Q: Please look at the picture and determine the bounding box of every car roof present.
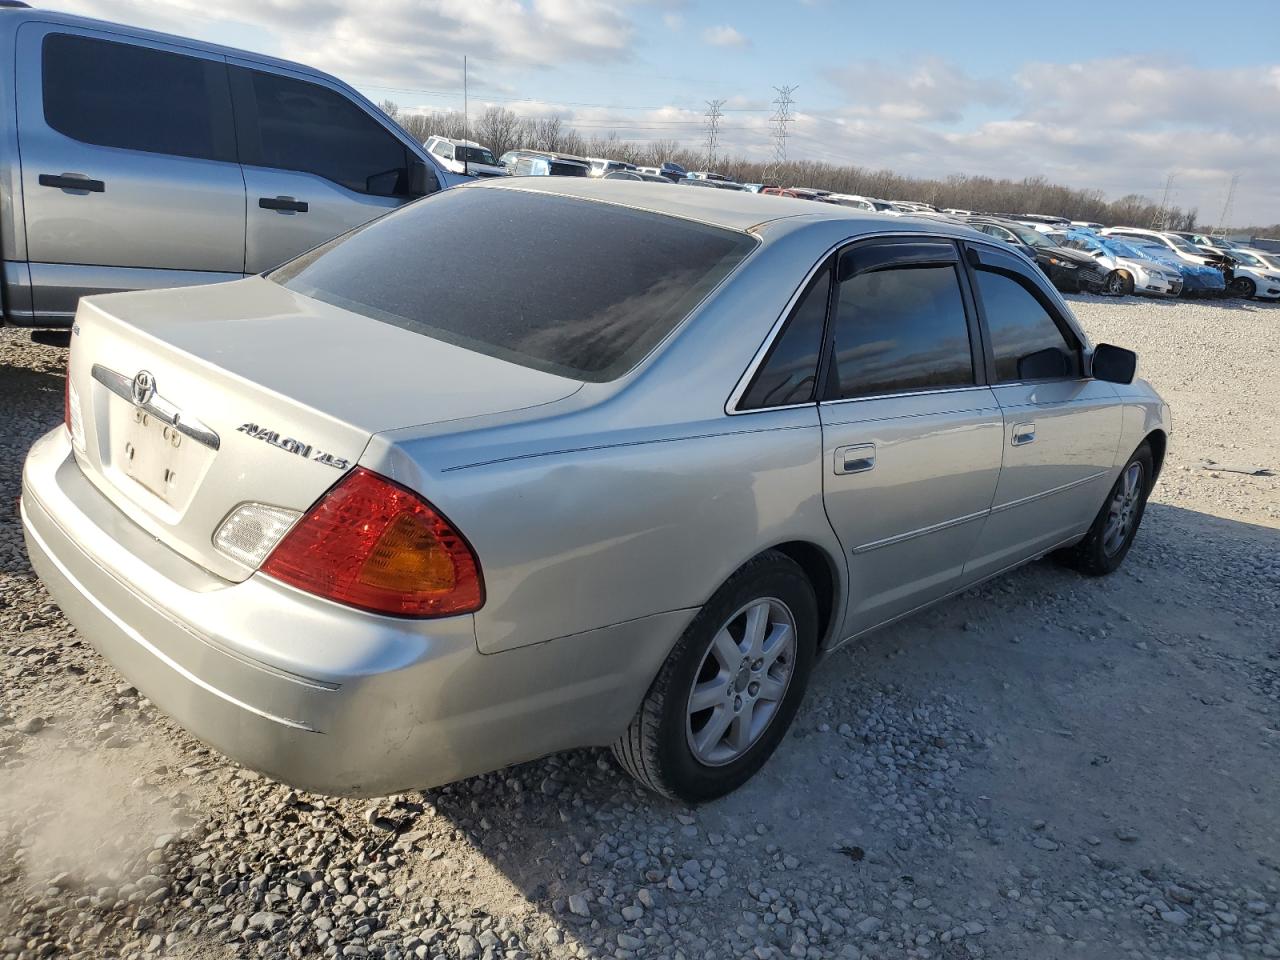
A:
[469,176,986,237]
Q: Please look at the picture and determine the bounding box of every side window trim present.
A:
[819,236,984,405]
[962,240,1084,383]
[736,260,836,411]
[226,59,424,195]
[37,28,238,164]
[727,232,1000,416]
[725,242,844,414]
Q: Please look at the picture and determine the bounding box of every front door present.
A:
[16,25,246,323]
[818,239,1004,636]
[962,243,1123,581]
[228,64,417,274]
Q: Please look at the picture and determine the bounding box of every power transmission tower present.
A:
[703,98,725,170]
[767,84,798,185]
[1153,173,1175,230]
[1213,174,1238,237]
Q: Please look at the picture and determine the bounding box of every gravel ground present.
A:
[1,295,1277,960]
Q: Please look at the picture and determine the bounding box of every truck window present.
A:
[42,33,235,162]
[232,68,412,197]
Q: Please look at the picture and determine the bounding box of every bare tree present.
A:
[473,106,522,159]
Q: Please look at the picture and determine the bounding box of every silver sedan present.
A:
[22,179,1170,802]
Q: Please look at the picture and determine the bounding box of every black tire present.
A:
[1231,277,1256,299]
[1105,270,1133,296]
[612,551,818,803]
[1057,442,1153,576]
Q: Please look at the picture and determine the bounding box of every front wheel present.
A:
[1057,442,1153,576]
[612,551,818,802]
[1105,270,1133,296]
[1230,277,1256,299]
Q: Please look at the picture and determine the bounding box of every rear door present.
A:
[818,238,1004,635]
[962,242,1122,581]
[15,25,246,323]
[229,64,423,274]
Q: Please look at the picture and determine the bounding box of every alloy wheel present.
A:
[685,598,797,767]
[1103,462,1144,556]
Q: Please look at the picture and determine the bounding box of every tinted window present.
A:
[42,34,234,162]
[740,267,831,409]
[272,189,755,381]
[236,69,409,196]
[549,160,589,177]
[975,269,1080,381]
[830,265,973,399]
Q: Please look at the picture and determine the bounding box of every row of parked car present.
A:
[960,217,1280,302]
[430,138,1279,305]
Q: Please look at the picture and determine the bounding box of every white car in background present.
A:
[587,158,637,177]
[424,137,508,178]
[1218,248,1280,299]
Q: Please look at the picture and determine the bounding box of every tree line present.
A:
[381,101,1201,231]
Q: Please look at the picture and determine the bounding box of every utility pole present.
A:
[1214,174,1238,237]
[767,84,797,185]
[703,98,725,171]
[1154,172,1175,230]
[462,55,469,142]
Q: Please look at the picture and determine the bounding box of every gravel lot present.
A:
[1,295,1277,960]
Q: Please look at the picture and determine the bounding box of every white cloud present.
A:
[811,55,1280,223]
[824,57,1009,123]
[662,12,683,30]
[1013,57,1280,134]
[47,0,643,89]
[702,24,749,49]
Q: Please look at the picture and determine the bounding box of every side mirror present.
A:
[408,159,440,197]
[1092,343,1137,384]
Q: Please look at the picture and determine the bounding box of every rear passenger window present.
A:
[235,70,410,196]
[975,270,1081,381]
[739,267,831,409]
[42,34,234,162]
[830,265,974,400]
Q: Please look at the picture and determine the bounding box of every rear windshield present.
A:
[271,187,755,381]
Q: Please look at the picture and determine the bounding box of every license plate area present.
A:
[102,398,216,514]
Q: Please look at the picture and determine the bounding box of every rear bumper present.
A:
[22,428,691,795]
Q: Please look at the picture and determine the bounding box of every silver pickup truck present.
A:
[0,3,463,327]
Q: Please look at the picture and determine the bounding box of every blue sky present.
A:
[52,0,1280,224]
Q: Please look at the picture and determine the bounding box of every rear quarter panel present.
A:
[364,216,864,654]
[408,408,831,654]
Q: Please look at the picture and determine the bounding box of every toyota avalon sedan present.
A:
[22,179,1170,802]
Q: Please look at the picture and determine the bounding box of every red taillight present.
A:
[261,468,483,618]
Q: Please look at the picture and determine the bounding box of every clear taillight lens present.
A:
[213,503,302,568]
[260,468,483,618]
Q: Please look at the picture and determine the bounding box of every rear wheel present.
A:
[1057,442,1153,576]
[612,551,817,802]
[1105,270,1133,296]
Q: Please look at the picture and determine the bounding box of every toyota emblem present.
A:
[131,370,156,407]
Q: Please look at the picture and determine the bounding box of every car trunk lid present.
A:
[66,277,581,583]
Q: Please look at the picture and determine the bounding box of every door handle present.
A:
[1011,422,1036,446]
[258,196,309,213]
[39,173,105,192]
[834,443,876,475]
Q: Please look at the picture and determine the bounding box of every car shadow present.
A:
[411,502,1279,956]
